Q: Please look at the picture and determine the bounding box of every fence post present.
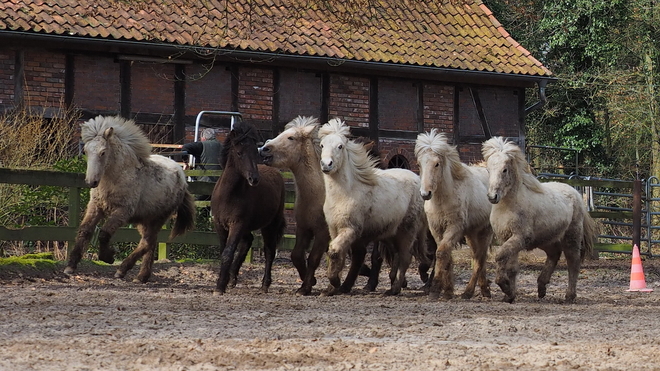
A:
[633,177,642,251]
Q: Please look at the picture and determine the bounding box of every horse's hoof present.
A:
[260,286,269,294]
[134,275,150,284]
[364,282,378,292]
[114,271,126,279]
[564,294,576,304]
[460,291,474,300]
[295,287,312,296]
[338,285,352,294]
[383,289,400,296]
[502,296,515,304]
[213,289,225,296]
[538,285,547,299]
[63,266,75,275]
[320,287,338,297]
[428,291,440,301]
[229,279,238,289]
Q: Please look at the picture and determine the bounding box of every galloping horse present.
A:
[258,116,330,295]
[319,118,427,296]
[415,129,493,300]
[482,137,597,303]
[211,120,286,295]
[64,116,196,282]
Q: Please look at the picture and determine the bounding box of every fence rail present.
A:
[0,168,294,260]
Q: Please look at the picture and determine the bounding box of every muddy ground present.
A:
[1,248,660,371]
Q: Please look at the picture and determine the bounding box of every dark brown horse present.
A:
[211,120,286,294]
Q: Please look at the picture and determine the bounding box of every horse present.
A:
[319,118,428,296]
[64,115,196,282]
[211,119,286,295]
[482,136,597,303]
[415,129,493,300]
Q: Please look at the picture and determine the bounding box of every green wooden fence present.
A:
[0,168,295,260]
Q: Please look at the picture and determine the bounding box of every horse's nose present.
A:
[320,160,333,173]
[421,190,432,201]
[247,175,260,186]
[259,145,270,155]
[487,193,499,204]
[87,180,99,188]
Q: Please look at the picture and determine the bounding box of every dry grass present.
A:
[0,103,81,258]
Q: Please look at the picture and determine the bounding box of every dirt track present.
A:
[1,248,660,371]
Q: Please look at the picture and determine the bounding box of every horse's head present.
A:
[482,137,520,204]
[318,118,351,174]
[259,116,320,168]
[223,121,261,186]
[83,127,114,188]
[415,129,464,201]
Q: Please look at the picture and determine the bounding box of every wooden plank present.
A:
[538,177,634,189]
[0,168,87,188]
[589,211,633,220]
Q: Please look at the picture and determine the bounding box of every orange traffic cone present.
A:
[627,244,653,292]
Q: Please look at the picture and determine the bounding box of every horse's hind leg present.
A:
[365,241,383,291]
[385,240,412,296]
[116,223,158,282]
[65,204,103,275]
[537,246,561,300]
[562,239,583,304]
[260,228,280,294]
[229,233,254,288]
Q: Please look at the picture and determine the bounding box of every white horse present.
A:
[482,137,597,303]
[319,118,427,296]
[258,116,330,295]
[415,129,493,300]
[65,116,196,282]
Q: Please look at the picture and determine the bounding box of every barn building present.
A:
[0,0,552,168]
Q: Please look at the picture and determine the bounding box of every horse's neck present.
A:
[324,167,357,198]
[103,147,141,183]
[219,163,248,193]
[290,152,325,203]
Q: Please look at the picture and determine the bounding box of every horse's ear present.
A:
[103,127,114,139]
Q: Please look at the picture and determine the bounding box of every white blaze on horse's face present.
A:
[486,153,513,204]
[83,130,112,188]
[319,134,345,174]
[418,152,441,201]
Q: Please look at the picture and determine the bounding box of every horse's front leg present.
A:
[560,235,583,304]
[215,227,243,295]
[321,229,356,296]
[229,233,254,288]
[429,225,462,300]
[132,222,164,283]
[65,204,104,275]
[96,208,131,266]
[290,229,313,295]
[297,228,329,296]
[494,235,525,303]
[339,242,367,294]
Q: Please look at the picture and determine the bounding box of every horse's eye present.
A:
[338,144,343,150]
[288,136,294,140]
[320,144,324,148]
[434,163,439,168]
[503,168,508,173]
[237,152,242,158]
[100,150,105,157]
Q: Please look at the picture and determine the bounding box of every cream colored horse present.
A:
[65,116,196,282]
[482,137,597,303]
[319,118,427,296]
[415,129,493,300]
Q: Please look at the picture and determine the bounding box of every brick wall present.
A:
[238,67,273,124]
[458,143,484,164]
[329,74,369,127]
[0,50,14,106]
[131,62,175,115]
[23,50,65,107]
[423,83,454,135]
[379,138,418,172]
[185,63,232,116]
[73,55,120,112]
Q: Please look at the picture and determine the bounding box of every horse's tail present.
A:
[581,212,598,261]
[170,191,196,240]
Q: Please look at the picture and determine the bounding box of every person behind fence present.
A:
[182,127,223,186]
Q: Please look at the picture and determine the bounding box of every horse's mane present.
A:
[285,116,322,159]
[320,118,379,185]
[81,116,152,160]
[482,136,543,193]
[220,120,260,168]
[415,129,466,180]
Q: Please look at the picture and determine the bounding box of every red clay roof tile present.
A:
[0,0,551,77]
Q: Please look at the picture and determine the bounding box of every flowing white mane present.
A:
[81,115,152,160]
[482,136,543,193]
[415,129,466,180]
[319,118,379,185]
